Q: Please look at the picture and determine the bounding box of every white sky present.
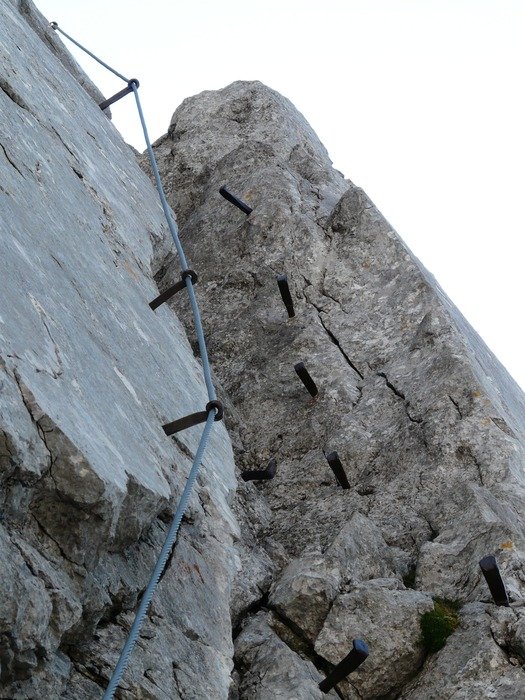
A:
[37,0,525,389]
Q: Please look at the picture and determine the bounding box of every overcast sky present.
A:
[37,0,525,389]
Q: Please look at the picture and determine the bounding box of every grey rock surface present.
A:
[234,612,339,699]
[1,1,238,697]
[7,0,108,109]
[401,603,525,699]
[315,580,433,697]
[3,0,525,696]
[269,552,341,641]
[146,79,525,697]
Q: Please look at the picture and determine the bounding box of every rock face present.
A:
[1,2,238,698]
[3,1,525,697]
[147,80,525,697]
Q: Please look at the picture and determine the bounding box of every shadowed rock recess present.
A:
[2,3,525,699]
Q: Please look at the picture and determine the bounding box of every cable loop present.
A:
[181,269,198,284]
[206,400,224,421]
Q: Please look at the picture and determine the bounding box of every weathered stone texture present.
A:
[1,1,238,697]
[6,0,108,109]
[3,0,525,695]
[148,79,525,697]
[233,612,339,699]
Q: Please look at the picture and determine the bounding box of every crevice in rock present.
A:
[0,429,15,461]
[10,538,45,587]
[318,314,364,381]
[30,511,79,569]
[0,142,25,178]
[40,316,64,379]
[11,370,54,466]
[97,601,128,630]
[70,661,109,691]
[320,269,347,312]
[377,372,423,425]
[144,667,162,690]
[50,254,64,269]
[403,564,418,589]
[268,607,347,699]
[172,662,185,699]
[50,126,78,162]
[196,489,212,520]
[9,311,63,379]
[0,77,33,114]
[490,416,516,439]
[232,592,270,640]
[172,436,195,462]
[378,372,405,401]
[300,276,365,391]
[448,395,463,419]
[420,513,439,542]
[320,287,346,313]
[386,647,431,700]
[489,626,511,660]
[456,445,484,486]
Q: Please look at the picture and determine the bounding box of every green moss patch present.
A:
[420,599,460,653]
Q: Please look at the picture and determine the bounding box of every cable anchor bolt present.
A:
[98,79,140,111]
[150,270,198,311]
[277,274,295,318]
[479,555,509,606]
[325,451,350,489]
[219,185,253,215]
[294,361,319,398]
[319,639,369,693]
[162,400,223,436]
[241,458,277,482]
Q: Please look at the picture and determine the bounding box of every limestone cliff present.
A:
[1,2,237,698]
[147,82,525,698]
[2,1,525,698]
